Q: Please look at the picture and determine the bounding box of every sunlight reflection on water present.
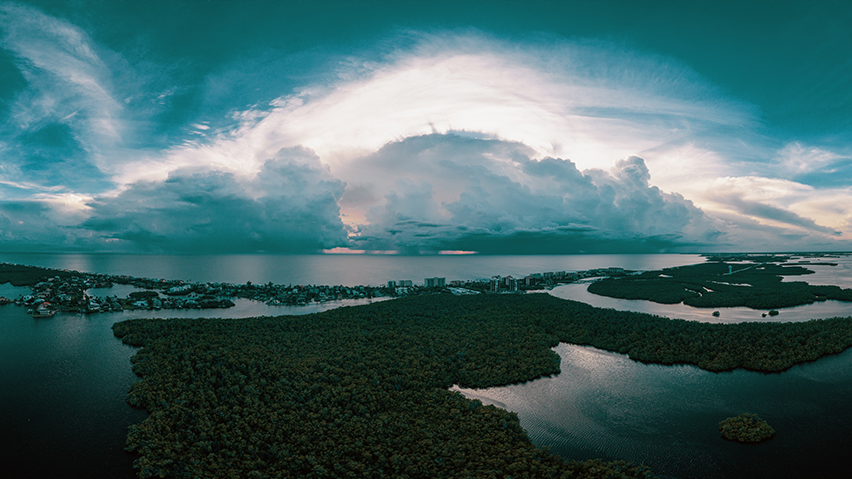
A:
[453,343,852,479]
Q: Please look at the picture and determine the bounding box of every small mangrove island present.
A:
[719,413,775,443]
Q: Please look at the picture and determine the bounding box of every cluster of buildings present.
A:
[479,268,627,293]
[127,290,235,310]
[425,277,446,288]
[227,282,385,306]
[11,274,238,314]
[4,263,630,317]
[15,275,122,314]
[6,267,396,316]
[387,277,447,295]
[386,267,627,296]
[525,268,624,286]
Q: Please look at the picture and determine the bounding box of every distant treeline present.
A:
[588,261,852,309]
[114,293,852,478]
[0,263,73,286]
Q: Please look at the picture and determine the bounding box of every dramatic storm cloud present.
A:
[78,148,347,253]
[1,1,850,253]
[346,135,721,253]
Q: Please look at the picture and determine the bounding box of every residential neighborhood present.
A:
[2,262,629,317]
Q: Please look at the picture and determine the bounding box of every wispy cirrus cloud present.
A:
[703,175,849,238]
[0,2,122,193]
[0,2,122,138]
[0,2,185,198]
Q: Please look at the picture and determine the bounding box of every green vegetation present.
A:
[129,291,160,300]
[719,413,775,443]
[0,263,73,286]
[588,261,852,309]
[114,294,852,477]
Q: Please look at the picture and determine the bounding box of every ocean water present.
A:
[1,253,851,478]
[0,252,704,286]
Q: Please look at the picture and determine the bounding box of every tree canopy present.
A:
[114,293,852,478]
[588,261,852,309]
[719,413,775,443]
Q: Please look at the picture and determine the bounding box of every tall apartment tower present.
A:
[424,277,446,288]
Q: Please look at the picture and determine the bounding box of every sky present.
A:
[0,0,850,254]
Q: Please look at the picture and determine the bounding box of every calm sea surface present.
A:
[0,252,704,285]
[1,253,851,478]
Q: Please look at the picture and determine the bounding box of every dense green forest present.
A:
[588,261,852,309]
[0,263,74,286]
[718,413,775,443]
[114,293,852,478]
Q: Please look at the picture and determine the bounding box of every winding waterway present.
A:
[549,253,852,323]
[451,253,852,478]
[549,281,852,323]
[453,343,852,479]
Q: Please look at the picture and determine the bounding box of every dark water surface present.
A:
[454,343,852,479]
[0,279,383,478]
[0,303,145,478]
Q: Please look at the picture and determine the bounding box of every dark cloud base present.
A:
[1,148,350,254]
[435,230,707,255]
[348,134,723,254]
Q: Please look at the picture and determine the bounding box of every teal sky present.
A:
[1,0,850,253]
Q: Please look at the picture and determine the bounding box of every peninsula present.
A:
[114,292,852,477]
[587,253,852,309]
